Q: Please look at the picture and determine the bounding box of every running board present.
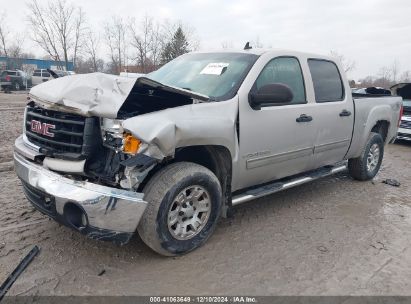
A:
[231,163,347,206]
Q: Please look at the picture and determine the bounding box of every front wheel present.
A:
[348,132,384,181]
[138,162,222,256]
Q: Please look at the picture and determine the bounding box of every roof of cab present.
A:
[191,48,336,62]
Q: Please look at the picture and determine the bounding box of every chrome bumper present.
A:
[14,136,148,244]
[397,126,411,141]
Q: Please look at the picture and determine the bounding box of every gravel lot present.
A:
[0,91,411,296]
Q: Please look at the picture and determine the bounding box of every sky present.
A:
[3,0,411,80]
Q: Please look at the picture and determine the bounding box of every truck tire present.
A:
[348,132,384,181]
[138,162,222,256]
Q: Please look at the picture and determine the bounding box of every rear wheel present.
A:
[138,162,222,256]
[348,132,384,181]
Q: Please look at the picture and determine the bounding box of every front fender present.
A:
[121,98,239,160]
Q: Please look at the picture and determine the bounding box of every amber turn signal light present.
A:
[123,133,141,154]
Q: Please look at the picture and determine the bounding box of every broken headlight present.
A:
[101,118,141,154]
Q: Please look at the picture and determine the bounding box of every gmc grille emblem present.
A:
[30,120,55,137]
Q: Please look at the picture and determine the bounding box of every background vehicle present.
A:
[392,83,411,141]
[0,70,32,91]
[32,69,74,86]
[14,49,402,256]
[31,69,52,85]
[119,72,145,78]
[56,70,76,77]
[352,87,391,95]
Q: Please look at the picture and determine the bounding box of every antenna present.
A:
[244,42,252,50]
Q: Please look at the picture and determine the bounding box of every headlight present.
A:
[101,118,141,154]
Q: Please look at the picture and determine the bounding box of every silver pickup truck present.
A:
[14,49,403,256]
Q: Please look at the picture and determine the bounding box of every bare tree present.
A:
[73,7,86,69]
[330,50,356,73]
[377,66,392,88]
[221,40,234,49]
[0,10,9,57]
[129,15,162,73]
[7,34,26,58]
[390,60,400,83]
[150,21,163,68]
[27,0,86,70]
[27,1,61,64]
[0,13,27,59]
[400,71,411,82]
[84,31,101,72]
[75,56,105,73]
[253,36,264,48]
[104,16,127,74]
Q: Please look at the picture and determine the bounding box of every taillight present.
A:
[398,104,403,127]
[5,75,10,82]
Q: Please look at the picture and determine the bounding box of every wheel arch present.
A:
[139,145,233,217]
[371,120,390,143]
[346,104,393,159]
[174,145,233,217]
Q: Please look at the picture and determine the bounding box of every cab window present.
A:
[308,59,344,102]
[255,57,306,105]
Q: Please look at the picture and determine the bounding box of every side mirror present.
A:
[249,83,294,109]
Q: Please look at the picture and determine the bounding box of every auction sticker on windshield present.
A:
[200,63,230,75]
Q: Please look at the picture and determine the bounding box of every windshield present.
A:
[148,52,258,100]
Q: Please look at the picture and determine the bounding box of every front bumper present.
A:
[397,128,411,141]
[14,136,148,245]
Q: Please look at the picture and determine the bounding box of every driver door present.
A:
[237,56,318,189]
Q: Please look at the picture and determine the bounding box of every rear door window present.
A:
[33,70,42,77]
[308,59,344,102]
[42,72,50,77]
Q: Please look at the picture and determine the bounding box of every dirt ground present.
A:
[0,91,411,296]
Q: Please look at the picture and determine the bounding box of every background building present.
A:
[0,56,74,75]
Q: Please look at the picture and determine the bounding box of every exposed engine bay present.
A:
[29,73,209,119]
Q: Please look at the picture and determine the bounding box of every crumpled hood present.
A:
[29,72,209,118]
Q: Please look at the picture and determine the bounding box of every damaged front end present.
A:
[26,73,211,189]
[16,55,242,243]
[98,116,158,190]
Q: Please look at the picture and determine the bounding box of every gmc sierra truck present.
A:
[14,49,403,256]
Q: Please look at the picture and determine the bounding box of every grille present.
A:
[22,181,57,217]
[25,104,99,159]
[400,120,411,129]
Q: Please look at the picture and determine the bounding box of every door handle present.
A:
[339,109,352,117]
[296,114,313,123]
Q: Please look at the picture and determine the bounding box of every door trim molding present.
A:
[246,146,313,169]
[314,139,350,154]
